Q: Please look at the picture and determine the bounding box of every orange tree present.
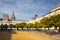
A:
[27,23,33,30]
[40,14,60,32]
[0,24,4,30]
[15,23,20,30]
[9,24,15,30]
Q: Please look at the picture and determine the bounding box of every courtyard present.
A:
[0,31,55,40]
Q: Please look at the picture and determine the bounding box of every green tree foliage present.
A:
[0,24,4,28]
[15,23,20,30]
[19,23,27,30]
[3,24,8,30]
[39,14,60,32]
[9,24,14,28]
[21,23,27,28]
[27,23,33,28]
[40,17,50,28]
[15,23,27,30]
[27,23,34,30]
[34,22,40,30]
[9,24,14,30]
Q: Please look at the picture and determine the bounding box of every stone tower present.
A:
[3,14,9,21]
[11,11,15,21]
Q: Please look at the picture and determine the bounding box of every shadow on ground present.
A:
[0,30,17,40]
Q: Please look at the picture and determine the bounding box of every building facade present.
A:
[11,11,15,21]
[32,4,60,24]
[0,11,29,25]
[0,4,60,25]
[3,14,9,21]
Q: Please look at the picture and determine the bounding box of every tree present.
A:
[0,24,4,30]
[34,22,41,31]
[49,14,60,32]
[3,24,8,30]
[40,14,60,32]
[53,14,60,32]
[39,16,55,32]
[15,23,27,30]
[27,23,33,30]
[9,24,14,30]
[20,23,27,30]
[15,24,20,30]
[40,17,49,31]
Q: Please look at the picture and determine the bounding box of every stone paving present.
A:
[38,32,60,40]
[51,34,60,40]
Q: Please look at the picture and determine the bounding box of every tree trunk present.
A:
[1,27,3,30]
[27,27,28,30]
[59,27,60,32]
[48,27,51,34]
[54,27,57,30]
[6,28,7,30]
[54,26,57,33]
[48,27,50,32]
[22,28,23,30]
[44,28,46,31]
[36,28,39,31]
[11,27,12,31]
[17,27,18,30]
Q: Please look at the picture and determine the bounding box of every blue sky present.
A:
[0,0,60,20]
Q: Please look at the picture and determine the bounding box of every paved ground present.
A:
[37,32,60,40]
[0,31,54,40]
[51,34,60,40]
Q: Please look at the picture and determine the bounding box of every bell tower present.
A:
[11,11,15,21]
[3,13,9,21]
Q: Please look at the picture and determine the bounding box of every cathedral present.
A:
[0,11,29,25]
[3,11,15,21]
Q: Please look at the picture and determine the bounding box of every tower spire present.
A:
[11,10,15,21]
[12,10,14,16]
